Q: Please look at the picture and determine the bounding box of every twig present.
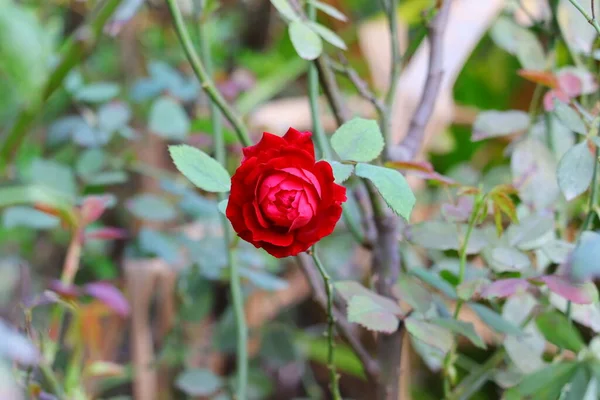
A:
[593,0,596,20]
[333,55,386,116]
[165,0,251,147]
[379,0,402,152]
[0,0,123,175]
[308,248,342,400]
[395,0,453,161]
[193,0,248,396]
[315,56,353,126]
[567,0,600,35]
[296,253,381,384]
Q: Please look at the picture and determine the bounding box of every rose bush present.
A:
[226,127,347,258]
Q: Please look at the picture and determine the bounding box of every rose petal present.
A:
[242,132,286,161]
[281,167,322,198]
[282,127,315,158]
[243,203,294,246]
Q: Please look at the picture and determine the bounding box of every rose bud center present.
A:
[258,168,321,231]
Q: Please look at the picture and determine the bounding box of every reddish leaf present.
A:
[85,227,128,241]
[80,195,112,225]
[518,70,558,88]
[48,280,80,299]
[543,89,570,112]
[557,71,583,98]
[441,196,474,223]
[385,160,456,185]
[536,275,598,304]
[84,282,130,317]
[481,278,531,299]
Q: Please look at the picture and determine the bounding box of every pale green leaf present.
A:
[557,141,596,201]
[3,206,59,229]
[330,117,384,162]
[175,368,222,396]
[553,99,587,134]
[405,317,453,353]
[288,21,322,60]
[307,22,347,50]
[169,144,231,193]
[269,0,300,21]
[472,110,529,141]
[355,163,415,220]
[128,193,176,222]
[328,160,354,183]
[149,96,190,139]
[74,82,120,103]
[309,0,347,21]
[430,318,486,349]
[347,295,399,333]
[468,303,523,336]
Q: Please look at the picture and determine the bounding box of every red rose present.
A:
[226,128,347,258]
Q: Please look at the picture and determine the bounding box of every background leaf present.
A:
[472,110,529,141]
[536,311,585,353]
[288,21,322,60]
[149,96,190,139]
[175,368,223,396]
[347,295,399,333]
[557,141,596,201]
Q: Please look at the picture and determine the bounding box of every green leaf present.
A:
[139,228,181,264]
[289,21,322,60]
[514,27,546,70]
[218,199,228,215]
[505,214,554,250]
[74,82,120,103]
[175,368,222,396]
[0,2,50,110]
[396,273,433,314]
[335,281,403,315]
[568,231,600,282]
[409,267,458,299]
[553,99,587,134]
[169,144,231,193]
[269,0,300,21]
[405,317,453,352]
[355,163,415,220]
[149,96,190,139]
[472,110,530,141]
[128,193,176,222]
[536,311,585,353]
[505,362,579,400]
[330,117,384,162]
[563,366,592,400]
[27,159,77,202]
[487,246,531,272]
[97,102,131,133]
[430,318,487,349]
[557,141,596,201]
[328,160,354,183]
[468,303,523,336]
[347,295,400,333]
[307,22,347,50]
[85,171,128,186]
[409,221,488,254]
[3,206,59,229]
[309,0,347,21]
[76,149,106,178]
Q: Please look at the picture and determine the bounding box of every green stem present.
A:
[165,0,251,147]
[193,1,248,397]
[567,0,600,36]
[40,361,65,399]
[0,0,123,175]
[444,194,485,396]
[310,248,342,400]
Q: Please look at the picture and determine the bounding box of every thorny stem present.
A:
[165,0,251,147]
[0,0,123,175]
[193,0,248,397]
[309,248,342,400]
